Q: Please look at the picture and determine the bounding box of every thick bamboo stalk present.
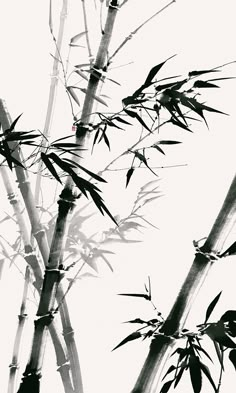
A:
[0,100,78,393]
[132,173,236,393]
[35,0,68,205]
[8,266,30,393]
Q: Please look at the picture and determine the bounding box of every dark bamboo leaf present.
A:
[193,80,219,89]
[213,341,224,370]
[193,345,213,362]
[89,190,117,225]
[189,355,202,393]
[8,113,23,132]
[174,365,186,388]
[6,133,40,142]
[114,116,132,125]
[152,144,165,155]
[200,362,217,392]
[123,318,147,324]
[228,321,236,337]
[0,147,25,169]
[41,153,62,183]
[204,291,222,323]
[74,63,90,68]
[118,293,150,300]
[160,379,174,393]
[144,55,176,87]
[220,241,236,257]
[229,349,236,370]
[126,167,135,188]
[48,152,73,174]
[63,159,107,183]
[205,321,236,348]
[51,134,74,144]
[188,69,219,77]
[158,140,182,145]
[112,331,142,351]
[207,77,236,82]
[103,131,110,150]
[162,365,176,381]
[170,118,193,132]
[155,79,187,92]
[51,142,82,149]
[220,310,236,322]
[2,141,14,170]
[124,109,150,132]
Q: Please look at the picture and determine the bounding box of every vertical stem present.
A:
[35,0,68,205]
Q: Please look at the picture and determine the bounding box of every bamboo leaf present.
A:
[70,31,86,44]
[63,159,107,183]
[51,142,83,149]
[144,55,176,87]
[205,321,236,348]
[220,310,236,322]
[112,331,142,351]
[114,116,132,125]
[174,365,186,387]
[8,113,23,132]
[189,355,202,393]
[229,349,236,370]
[67,86,80,107]
[200,362,217,392]
[124,109,150,131]
[152,144,165,155]
[213,341,224,370]
[162,365,176,381]
[160,379,174,393]
[220,241,236,257]
[204,291,222,323]
[193,345,213,362]
[170,118,193,132]
[118,293,150,300]
[126,167,135,188]
[41,153,62,183]
[78,87,108,106]
[188,69,219,77]
[123,318,147,324]
[193,80,219,89]
[157,140,182,145]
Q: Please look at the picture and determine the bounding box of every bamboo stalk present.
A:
[34,0,68,206]
[8,266,30,393]
[132,173,236,393]
[0,100,78,393]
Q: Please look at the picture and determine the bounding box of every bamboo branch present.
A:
[35,0,68,206]
[132,173,236,393]
[8,266,30,393]
[108,0,176,63]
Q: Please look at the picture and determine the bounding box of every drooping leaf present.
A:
[213,341,224,370]
[174,365,186,388]
[188,69,219,77]
[204,291,222,323]
[170,118,193,132]
[193,80,219,89]
[229,349,236,370]
[193,345,213,362]
[160,379,174,393]
[112,331,142,351]
[41,153,62,183]
[152,144,165,155]
[200,362,217,392]
[89,189,118,225]
[63,159,107,183]
[189,355,202,393]
[51,142,83,150]
[124,109,150,132]
[118,293,150,300]
[78,87,108,107]
[114,116,132,125]
[126,167,135,188]
[161,365,176,381]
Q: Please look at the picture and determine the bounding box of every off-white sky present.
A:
[0,1,236,392]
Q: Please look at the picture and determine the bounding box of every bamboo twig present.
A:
[108,0,176,63]
[34,0,68,206]
[132,173,236,393]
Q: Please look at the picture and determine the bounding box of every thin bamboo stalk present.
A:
[35,0,68,205]
[132,173,236,393]
[0,100,77,393]
[8,266,30,393]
